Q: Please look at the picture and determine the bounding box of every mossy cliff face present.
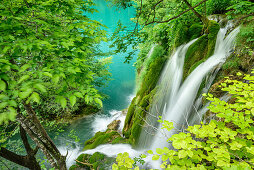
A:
[123,45,167,147]
[122,21,221,147]
[69,152,115,170]
[183,20,220,80]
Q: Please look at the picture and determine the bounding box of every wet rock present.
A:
[107,120,121,131]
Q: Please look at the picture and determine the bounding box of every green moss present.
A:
[183,21,220,79]
[137,45,165,90]
[174,26,189,47]
[222,56,240,71]
[111,136,128,144]
[129,119,143,146]
[89,152,105,163]
[207,20,220,57]
[188,24,203,40]
[188,58,206,75]
[84,131,122,150]
[69,165,79,170]
[140,95,150,108]
[184,34,208,79]
[123,97,136,131]
[123,50,167,146]
[80,104,100,115]
[72,152,115,170]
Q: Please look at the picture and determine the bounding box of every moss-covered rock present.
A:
[71,152,115,170]
[84,130,127,150]
[183,21,220,80]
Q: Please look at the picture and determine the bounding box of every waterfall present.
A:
[79,22,239,169]
[140,23,239,155]
[137,39,198,149]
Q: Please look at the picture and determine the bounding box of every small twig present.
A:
[229,152,254,167]
[75,159,93,167]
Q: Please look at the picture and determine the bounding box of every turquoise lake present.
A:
[55,0,137,163]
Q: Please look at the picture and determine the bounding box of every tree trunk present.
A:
[20,125,41,170]
[0,147,41,170]
[16,103,67,170]
[0,125,41,170]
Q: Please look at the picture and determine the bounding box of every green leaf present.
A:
[161,155,168,162]
[52,75,60,84]
[8,107,17,121]
[8,100,17,107]
[156,148,164,155]
[43,72,53,78]
[152,155,160,160]
[30,92,40,103]
[112,163,118,170]
[19,88,33,99]
[0,80,6,91]
[94,98,103,108]
[20,64,30,72]
[74,92,83,98]
[147,150,153,154]
[0,102,8,110]
[140,154,147,158]
[69,95,77,107]
[18,75,30,84]
[34,84,47,93]
[178,150,187,158]
[60,97,67,108]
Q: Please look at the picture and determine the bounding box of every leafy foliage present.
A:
[0,0,111,125]
[110,0,207,62]
[113,71,254,169]
[207,0,233,14]
[226,0,254,19]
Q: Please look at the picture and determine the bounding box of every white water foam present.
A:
[83,144,141,158]
[127,94,136,103]
[92,93,135,133]
[92,110,126,133]
[58,141,81,168]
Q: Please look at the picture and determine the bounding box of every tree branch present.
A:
[145,0,208,25]
[0,147,27,168]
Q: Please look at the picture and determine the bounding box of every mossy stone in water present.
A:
[84,131,125,150]
[71,152,115,170]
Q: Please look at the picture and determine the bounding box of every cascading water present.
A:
[81,22,239,169]
[146,23,239,157]
[137,39,198,149]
